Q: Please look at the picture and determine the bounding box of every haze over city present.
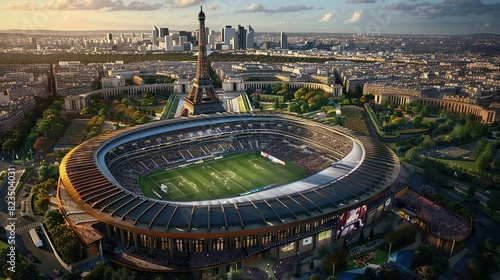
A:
[1,0,500,35]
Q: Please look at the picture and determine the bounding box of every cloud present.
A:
[345,10,362,23]
[346,0,376,3]
[108,1,164,11]
[387,0,500,19]
[5,1,39,9]
[238,3,265,13]
[237,3,314,13]
[207,4,217,10]
[318,11,336,22]
[166,0,198,9]
[274,5,314,13]
[4,0,164,11]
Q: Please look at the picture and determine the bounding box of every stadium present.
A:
[57,113,408,276]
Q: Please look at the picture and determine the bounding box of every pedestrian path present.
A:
[17,222,42,234]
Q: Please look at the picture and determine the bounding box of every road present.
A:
[0,162,66,279]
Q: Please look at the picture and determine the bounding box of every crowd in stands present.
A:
[103,120,354,195]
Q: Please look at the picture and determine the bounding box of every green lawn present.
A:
[139,151,310,201]
[434,158,477,170]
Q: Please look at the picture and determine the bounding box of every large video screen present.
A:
[335,205,367,239]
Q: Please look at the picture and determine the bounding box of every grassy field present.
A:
[434,158,477,170]
[138,151,310,201]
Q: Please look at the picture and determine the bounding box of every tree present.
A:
[121,98,130,106]
[84,262,108,280]
[61,270,82,280]
[273,98,280,109]
[412,244,436,268]
[467,186,476,197]
[435,174,449,188]
[309,274,320,280]
[35,119,50,137]
[13,262,43,280]
[37,163,59,181]
[472,138,488,158]
[265,84,272,94]
[33,136,51,153]
[476,151,491,171]
[417,265,440,280]
[476,143,496,171]
[487,191,500,212]
[422,135,436,150]
[46,209,65,230]
[364,267,377,280]
[423,166,438,181]
[33,189,50,213]
[405,147,421,165]
[484,238,496,252]
[467,258,483,274]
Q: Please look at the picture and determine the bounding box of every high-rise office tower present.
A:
[237,25,246,50]
[223,25,235,47]
[159,27,169,38]
[280,32,288,49]
[179,31,193,44]
[208,29,217,47]
[164,36,173,51]
[178,4,225,117]
[106,33,113,41]
[246,25,254,49]
[152,26,159,46]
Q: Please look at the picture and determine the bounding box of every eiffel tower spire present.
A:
[178,2,225,117]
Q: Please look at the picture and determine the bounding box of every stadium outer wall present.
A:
[57,113,408,276]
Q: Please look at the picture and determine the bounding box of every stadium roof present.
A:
[59,114,401,237]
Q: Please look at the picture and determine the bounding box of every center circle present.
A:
[214,171,236,180]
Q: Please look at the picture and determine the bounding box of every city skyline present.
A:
[1,0,499,35]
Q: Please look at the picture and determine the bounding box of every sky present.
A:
[1,0,499,35]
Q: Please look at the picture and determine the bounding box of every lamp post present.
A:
[387,241,392,262]
[330,260,335,276]
[449,239,456,259]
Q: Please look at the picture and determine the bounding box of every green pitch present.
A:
[138,151,310,201]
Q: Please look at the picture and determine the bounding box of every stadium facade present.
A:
[57,113,408,276]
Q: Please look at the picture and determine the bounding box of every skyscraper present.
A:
[106,33,112,41]
[237,25,246,50]
[281,32,288,49]
[159,27,169,38]
[246,25,254,49]
[223,25,235,48]
[152,26,159,46]
[178,4,225,117]
[164,36,173,51]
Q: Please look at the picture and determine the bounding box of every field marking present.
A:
[148,175,201,200]
[214,171,236,179]
[206,164,249,193]
[140,151,308,200]
[253,163,265,170]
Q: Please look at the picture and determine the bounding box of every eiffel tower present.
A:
[178,3,225,117]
